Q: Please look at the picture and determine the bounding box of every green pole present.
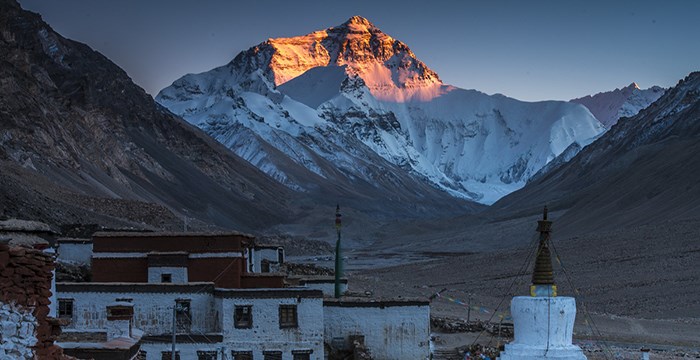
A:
[334,205,343,298]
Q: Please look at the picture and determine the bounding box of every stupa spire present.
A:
[530,206,557,297]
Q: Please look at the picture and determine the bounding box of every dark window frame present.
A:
[234,305,253,329]
[161,351,180,360]
[161,273,172,283]
[292,349,312,360]
[58,298,73,319]
[231,351,253,360]
[279,304,298,328]
[263,351,282,360]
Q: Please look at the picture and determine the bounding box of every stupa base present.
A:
[498,344,587,359]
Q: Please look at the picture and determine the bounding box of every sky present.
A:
[18,0,700,101]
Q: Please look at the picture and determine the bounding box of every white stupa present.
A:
[498,207,587,360]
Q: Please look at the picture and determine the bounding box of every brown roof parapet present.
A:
[323,297,429,308]
[214,288,323,299]
[57,282,216,294]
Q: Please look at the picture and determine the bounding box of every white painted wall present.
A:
[498,296,586,360]
[323,304,430,360]
[147,267,188,284]
[220,295,324,360]
[252,248,284,273]
[57,241,92,265]
[59,291,219,335]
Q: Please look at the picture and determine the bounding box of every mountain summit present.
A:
[230,16,443,102]
[158,17,604,204]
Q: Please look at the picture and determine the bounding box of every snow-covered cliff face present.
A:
[157,16,604,204]
[570,83,665,128]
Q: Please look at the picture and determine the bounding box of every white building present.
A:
[247,245,285,273]
[323,298,431,360]
[57,283,324,360]
[55,231,431,360]
[56,238,92,265]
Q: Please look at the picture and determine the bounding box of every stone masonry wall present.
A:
[0,243,69,359]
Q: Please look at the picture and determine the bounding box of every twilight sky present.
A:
[19,0,700,101]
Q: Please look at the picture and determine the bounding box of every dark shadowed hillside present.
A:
[0,0,296,231]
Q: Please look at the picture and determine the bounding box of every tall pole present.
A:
[467,294,472,324]
[171,303,177,360]
[334,204,343,298]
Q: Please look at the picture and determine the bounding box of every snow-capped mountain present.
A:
[571,82,665,128]
[157,16,604,204]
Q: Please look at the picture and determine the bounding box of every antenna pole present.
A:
[171,303,177,360]
[334,205,343,298]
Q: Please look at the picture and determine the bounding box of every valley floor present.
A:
[318,215,700,357]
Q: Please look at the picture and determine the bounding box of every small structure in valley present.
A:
[498,207,587,360]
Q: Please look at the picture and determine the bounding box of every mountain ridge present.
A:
[491,71,700,236]
[571,82,665,127]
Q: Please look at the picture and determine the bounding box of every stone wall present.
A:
[0,243,69,359]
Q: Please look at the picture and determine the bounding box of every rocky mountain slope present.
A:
[491,72,700,237]
[157,16,605,205]
[571,82,665,128]
[0,0,299,231]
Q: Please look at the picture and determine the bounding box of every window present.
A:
[231,351,253,360]
[292,350,312,360]
[161,351,180,360]
[234,305,253,328]
[263,351,282,360]
[197,350,218,360]
[175,299,191,333]
[58,299,73,320]
[277,248,284,264]
[278,304,297,328]
[161,273,172,283]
